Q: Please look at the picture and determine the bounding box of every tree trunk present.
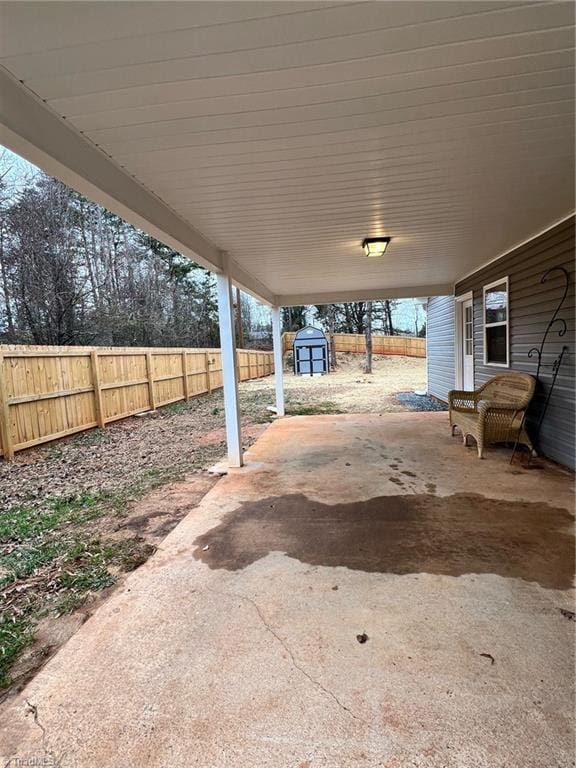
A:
[79,202,100,314]
[384,300,394,336]
[0,231,15,340]
[235,287,245,348]
[364,301,373,374]
[328,308,337,370]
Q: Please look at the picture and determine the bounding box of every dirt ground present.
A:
[0,354,426,508]
[264,352,427,414]
[0,353,426,696]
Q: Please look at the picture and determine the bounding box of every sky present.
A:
[1,145,425,333]
[0,146,38,190]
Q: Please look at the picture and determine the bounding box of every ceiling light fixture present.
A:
[362,237,391,258]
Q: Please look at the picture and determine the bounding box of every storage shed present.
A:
[293,327,329,376]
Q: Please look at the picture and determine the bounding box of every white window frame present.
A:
[454,291,474,389]
[483,276,509,367]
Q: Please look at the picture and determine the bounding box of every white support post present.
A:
[272,306,285,417]
[217,271,243,468]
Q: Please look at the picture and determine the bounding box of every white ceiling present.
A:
[0,1,574,304]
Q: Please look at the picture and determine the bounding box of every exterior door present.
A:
[310,345,327,374]
[296,344,327,375]
[296,345,312,375]
[462,298,474,390]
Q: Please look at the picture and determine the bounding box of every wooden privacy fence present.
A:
[0,345,274,459]
[282,332,425,358]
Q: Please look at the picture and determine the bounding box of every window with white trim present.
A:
[464,303,473,356]
[483,277,509,366]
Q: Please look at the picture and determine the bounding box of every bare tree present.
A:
[235,287,245,348]
[383,300,395,335]
[341,302,366,334]
[0,163,228,348]
[364,301,373,373]
[281,306,307,331]
[313,304,339,369]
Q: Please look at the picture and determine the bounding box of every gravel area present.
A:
[394,392,448,412]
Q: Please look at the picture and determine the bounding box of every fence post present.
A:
[145,352,156,410]
[182,350,190,400]
[90,350,105,428]
[204,352,212,393]
[0,355,13,460]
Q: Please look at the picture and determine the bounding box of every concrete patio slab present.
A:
[1,413,574,768]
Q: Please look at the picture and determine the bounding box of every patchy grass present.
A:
[0,387,269,694]
[1,541,64,583]
[57,564,115,592]
[0,486,160,693]
[237,388,277,424]
[69,428,109,448]
[0,491,108,544]
[163,402,191,415]
[48,591,89,618]
[112,538,156,571]
[286,401,343,416]
[0,615,33,689]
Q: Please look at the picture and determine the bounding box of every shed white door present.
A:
[461,298,474,390]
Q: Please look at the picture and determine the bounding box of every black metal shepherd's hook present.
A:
[511,266,570,464]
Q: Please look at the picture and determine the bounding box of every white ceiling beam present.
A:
[225,256,276,307]
[0,66,223,273]
[278,284,455,307]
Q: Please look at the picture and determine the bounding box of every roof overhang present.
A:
[1,1,574,307]
[0,66,277,305]
[278,284,454,307]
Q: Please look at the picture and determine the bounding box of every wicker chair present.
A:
[448,373,536,458]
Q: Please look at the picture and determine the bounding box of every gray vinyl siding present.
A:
[426,295,455,402]
[455,216,575,469]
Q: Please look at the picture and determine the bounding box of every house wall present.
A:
[455,216,575,469]
[426,295,455,402]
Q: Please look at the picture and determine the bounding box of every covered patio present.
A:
[0,3,574,765]
[2,413,573,766]
[1,0,574,469]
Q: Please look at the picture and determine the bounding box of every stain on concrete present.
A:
[193,493,574,590]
